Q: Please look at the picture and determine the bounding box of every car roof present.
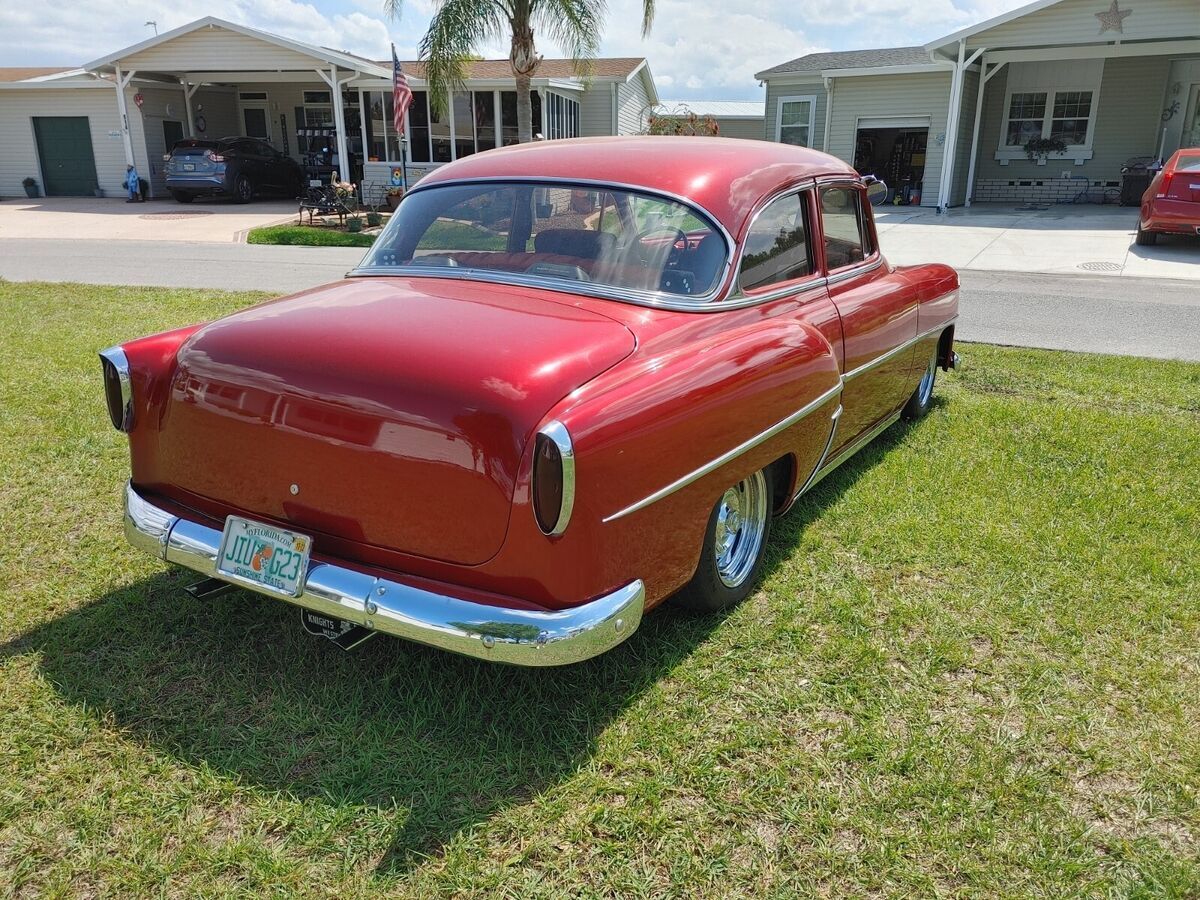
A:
[416,136,859,236]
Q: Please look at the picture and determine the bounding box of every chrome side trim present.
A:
[536,420,575,537]
[803,409,903,495]
[826,255,883,285]
[99,345,133,432]
[603,381,843,523]
[843,314,958,382]
[122,482,644,667]
[791,404,842,505]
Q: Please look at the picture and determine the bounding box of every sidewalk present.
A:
[0,196,296,243]
[876,203,1199,280]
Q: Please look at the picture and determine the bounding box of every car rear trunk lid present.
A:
[145,277,636,566]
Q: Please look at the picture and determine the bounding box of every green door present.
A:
[33,117,98,196]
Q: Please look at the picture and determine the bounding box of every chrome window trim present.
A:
[99,345,133,432]
[843,312,958,382]
[726,180,818,300]
[603,381,843,523]
[816,178,884,282]
[348,175,737,311]
[536,419,575,537]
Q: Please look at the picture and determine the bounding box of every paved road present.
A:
[2,239,1198,361]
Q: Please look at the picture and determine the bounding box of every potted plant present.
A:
[346,215,363,233]
[385,187,404,211]
[1024,137,1068,165]
[366,211,382,227]
[22,177,39,199]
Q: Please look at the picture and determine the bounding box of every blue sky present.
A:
[1,0,1031,99]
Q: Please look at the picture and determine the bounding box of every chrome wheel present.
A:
[713,470,769,589]
[917,350,937,407]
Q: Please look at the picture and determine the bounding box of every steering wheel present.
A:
[636,226,688,268]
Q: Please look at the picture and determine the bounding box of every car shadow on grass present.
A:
[3,415,916,878]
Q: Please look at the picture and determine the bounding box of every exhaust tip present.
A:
[950,351,962,371]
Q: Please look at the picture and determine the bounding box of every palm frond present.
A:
[382,0,403,20]
[420,0,508,115]
[532,0,605,76]
[640,0,654,36]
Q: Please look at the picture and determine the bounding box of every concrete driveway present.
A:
[0,196,296,243]
[877,203,1199,280]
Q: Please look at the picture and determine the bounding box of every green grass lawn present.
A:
[2,281,1199,896]
[247,225,377,248]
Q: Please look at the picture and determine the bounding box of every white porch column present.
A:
[937,41,984,212]
[180,77,201,138]
[330,67,350,182]
[113,63,137,167]
[822,77,835,153]
[964,57,1002,207]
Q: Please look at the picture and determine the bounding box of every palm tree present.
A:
[384,0,655,144]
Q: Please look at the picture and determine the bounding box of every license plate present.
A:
[183,163,195,171]
[216,516,311,598]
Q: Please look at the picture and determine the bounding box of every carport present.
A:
[79,17,389,197]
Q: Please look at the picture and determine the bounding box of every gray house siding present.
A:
[763,79,826,149]
[963,0,1197,49]
[714,117,766,140]
[577,85,612,137]
[969,56,1170,202]
[616,72,652,134]
[950,68,979,206]
[825,71,952,206]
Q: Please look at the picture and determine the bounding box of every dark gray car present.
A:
[165,137,304,203]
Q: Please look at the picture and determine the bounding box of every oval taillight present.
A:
[99,346,133,432]
[532,422,574,536]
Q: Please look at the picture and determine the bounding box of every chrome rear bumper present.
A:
[123,482,644,665]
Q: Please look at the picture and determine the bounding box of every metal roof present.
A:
[656,99,764,119]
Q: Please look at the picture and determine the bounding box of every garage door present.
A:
[857,116,931,130]
[33,117,99,196]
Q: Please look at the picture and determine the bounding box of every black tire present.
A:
[233,175,254,204]
[1135,226,1157,246]
[673,467,774,614]
[903,344,938,420]
[171,191,194,203]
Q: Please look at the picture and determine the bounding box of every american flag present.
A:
[392,45,412,138]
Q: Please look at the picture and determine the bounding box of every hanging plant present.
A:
[1024,137,1068,163]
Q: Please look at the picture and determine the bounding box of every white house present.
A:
[0,17,659,199]
[756,0,1200,208]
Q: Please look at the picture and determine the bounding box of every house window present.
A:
[776,95,816,147]
[1004,92,1047,146]
[303,90,331,104]
[544,91,579,140]
[1050,91,1092,144]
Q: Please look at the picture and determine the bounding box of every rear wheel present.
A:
[673,468,773,614]
[903,345,938,420]
[171,191,194,203]
[1135,225,1157,246]
[233,175,254,204]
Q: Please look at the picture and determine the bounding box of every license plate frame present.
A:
[216,516,312,599]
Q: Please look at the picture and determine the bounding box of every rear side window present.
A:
[739,192,811,292]
[819,185,873,270]
[1176,154,1200,173]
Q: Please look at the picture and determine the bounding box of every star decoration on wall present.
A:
[1095,0,1131,34]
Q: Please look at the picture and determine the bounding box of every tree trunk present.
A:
[515,74,533,143]
[509,16,538,143]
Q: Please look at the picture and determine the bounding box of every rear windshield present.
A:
[1176,154,1200,173]
[357,181,728,299]
[171,140,220,155]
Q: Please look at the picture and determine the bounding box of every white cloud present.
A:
[0,0,1050,96]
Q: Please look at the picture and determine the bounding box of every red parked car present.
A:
[101,137,959,665]
[1137,148,1200,245]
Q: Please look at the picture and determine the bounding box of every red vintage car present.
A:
[102,137,959,665]
[1137,148,1200,245]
